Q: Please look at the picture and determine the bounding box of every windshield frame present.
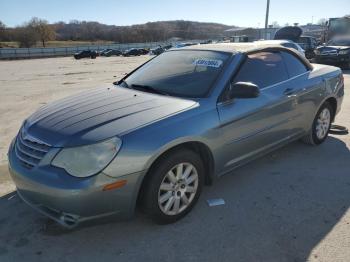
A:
[117,49,234,99]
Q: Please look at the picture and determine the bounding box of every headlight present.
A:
[314,50,321,55]
[52,137,122,177]
[339,49,350,55]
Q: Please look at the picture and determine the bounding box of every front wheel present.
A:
[302,102,333,145]
[141,149,204,224]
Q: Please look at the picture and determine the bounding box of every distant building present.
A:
[224,24,326,42]
[300,24,325,39]
[224,27,279,41]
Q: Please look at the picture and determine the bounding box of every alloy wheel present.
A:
[158,163,198,216]
[316,107,331,140]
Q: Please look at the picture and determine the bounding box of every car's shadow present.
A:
[0,136,349,261]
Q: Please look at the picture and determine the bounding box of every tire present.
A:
[302,102,334,145]
[141,149,204,224]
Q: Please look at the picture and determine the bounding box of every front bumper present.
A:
[8,141,146,228]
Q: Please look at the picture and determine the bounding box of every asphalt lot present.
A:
[0,56,349,262]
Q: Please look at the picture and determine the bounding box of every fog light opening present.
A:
[60,214,79,228]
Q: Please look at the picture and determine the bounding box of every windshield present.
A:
[327,38,350,46]
[122,50,230,97]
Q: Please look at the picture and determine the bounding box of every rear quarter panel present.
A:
[297,64,343,132]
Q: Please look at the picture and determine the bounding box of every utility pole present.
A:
[265,0,270,29]
[265,0,270,39]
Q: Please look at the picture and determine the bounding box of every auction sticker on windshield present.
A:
[193,59,223,68]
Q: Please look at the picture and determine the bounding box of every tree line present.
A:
[0,18,231,48]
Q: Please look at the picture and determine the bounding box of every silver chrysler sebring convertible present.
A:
[8,43,344,227]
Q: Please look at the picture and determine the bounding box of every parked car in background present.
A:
[8,43,344,228]
[315,36,350,69]
[254,40,306,57]
[273,26,318,58]
[123,48,142,56]
[99,49,112,56]
[74,50,98,59]
[137,48,149,55]
[104,49,122,57]
[175,42,198,48]
[297,36,319,60]
[163,44,173,50]
[200,40,213,44]
[150,46,165,56]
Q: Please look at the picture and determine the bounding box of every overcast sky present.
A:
[1,0,349,27]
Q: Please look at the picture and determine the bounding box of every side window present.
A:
[281,51,309,78]
[233,52,289,89]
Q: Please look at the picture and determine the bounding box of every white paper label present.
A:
[193,59,223,68]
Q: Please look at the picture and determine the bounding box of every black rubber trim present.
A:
[329,124,349,135]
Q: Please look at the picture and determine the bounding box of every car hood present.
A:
[23,86,198,147]
[317,45,350,51]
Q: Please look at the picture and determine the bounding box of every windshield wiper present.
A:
[130,84,169,96]
[114,79,129,88]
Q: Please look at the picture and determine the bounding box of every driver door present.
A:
[216,51,298,174]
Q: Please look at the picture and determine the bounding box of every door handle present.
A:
[283,88,295,96]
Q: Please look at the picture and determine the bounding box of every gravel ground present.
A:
[0,56,349,262]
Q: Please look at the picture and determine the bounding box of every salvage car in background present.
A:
[297,36,319,60]
[9,43,344,228]
[99,49,112,56]
[74,50,98,59]
[150,46,165,56]
[104,49,122,57]
[163,44,173,50]
[175,42,198,48]
[138,48,149,55]
[123,48,142,56]
[315,36,350,69]
[273,26,320,58]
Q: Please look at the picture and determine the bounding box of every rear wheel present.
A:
[141,149,204,224]
[302,102,333,145]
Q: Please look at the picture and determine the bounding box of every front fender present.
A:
[103,105,221,178]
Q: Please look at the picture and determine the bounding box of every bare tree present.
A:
[317,18,327,26]
[28,17,55,47]
[0,21,6,41]
[8,19,233,46]
[15,26,37,47]
[271,21,281,28]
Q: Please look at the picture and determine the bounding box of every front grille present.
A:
[14,132,51,169]
[321,50,338,56]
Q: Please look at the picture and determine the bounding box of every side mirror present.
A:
[228,82,260,99]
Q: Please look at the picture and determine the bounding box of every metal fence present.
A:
[0,40,204,59]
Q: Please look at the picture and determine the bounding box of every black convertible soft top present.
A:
[180,43,313,70]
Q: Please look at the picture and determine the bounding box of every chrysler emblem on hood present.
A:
[21,128,52,147]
